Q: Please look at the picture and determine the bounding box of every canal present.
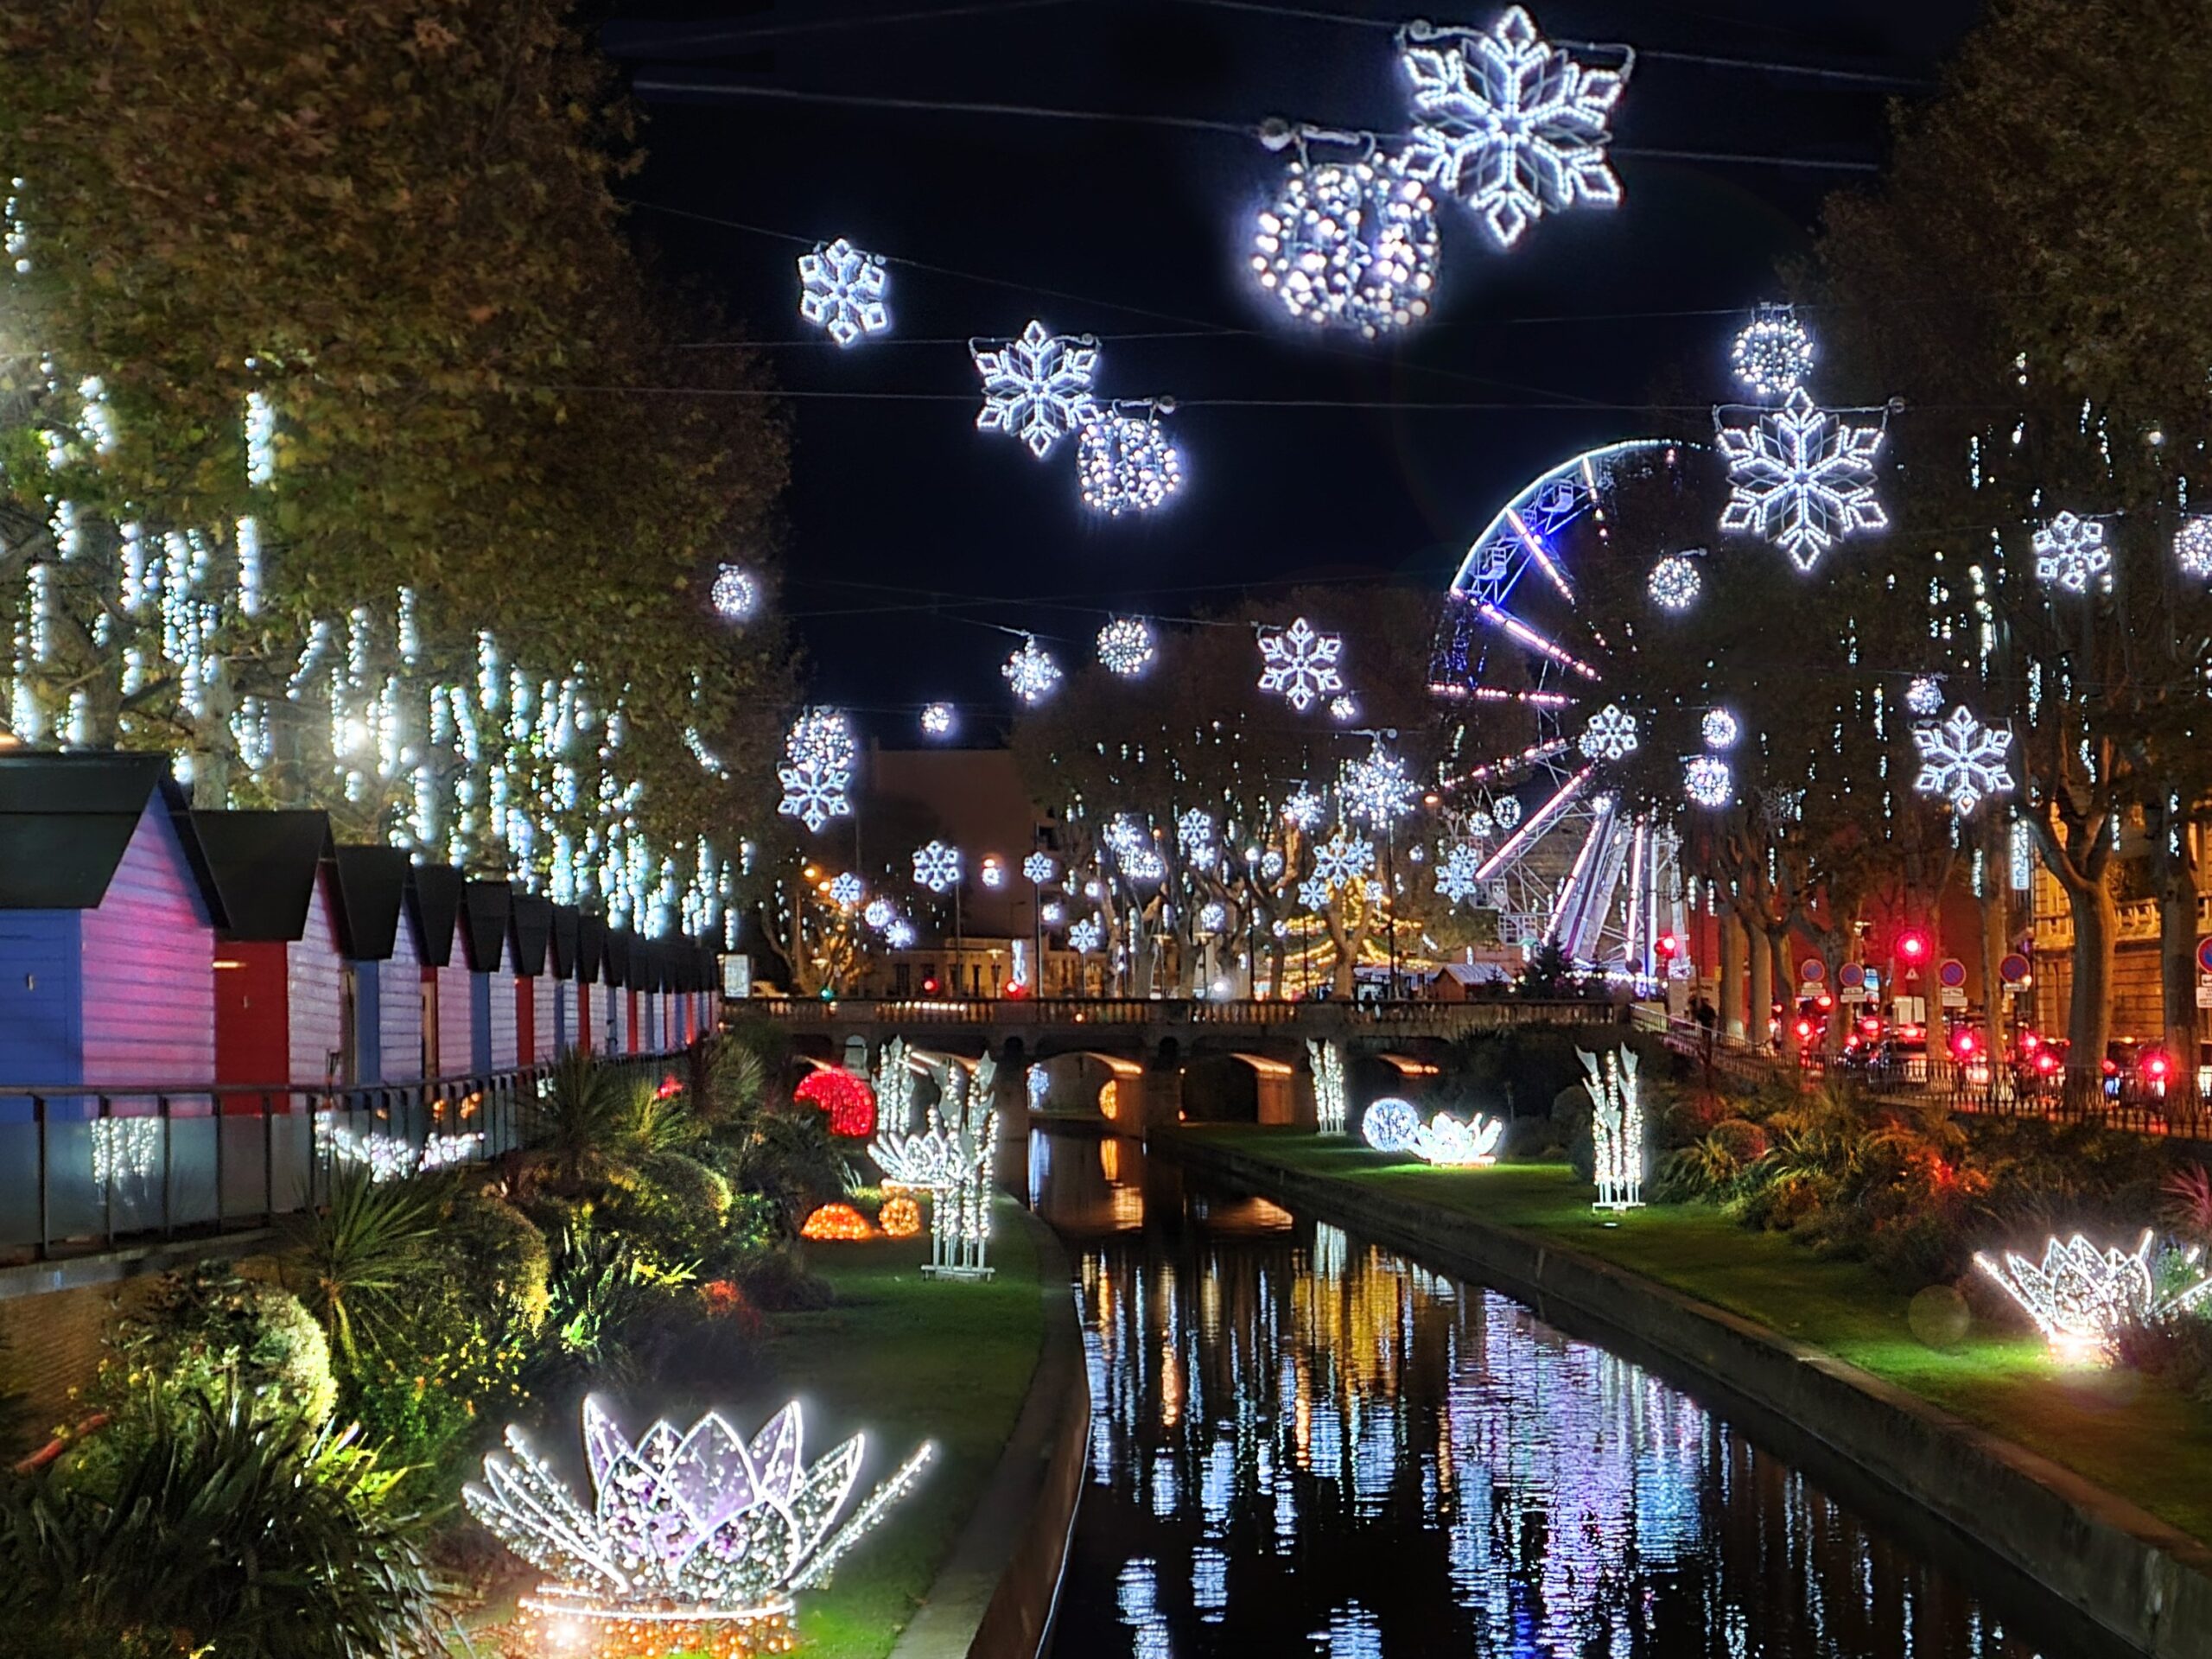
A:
[1027,1127,2097,1659]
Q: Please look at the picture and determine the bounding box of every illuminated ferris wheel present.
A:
[1427,440,1693,973]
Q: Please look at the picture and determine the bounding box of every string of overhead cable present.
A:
[607,0,1086,52]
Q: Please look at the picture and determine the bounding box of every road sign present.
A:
[1937,957,1967,989]
[1941,987,1967,1008]
[1799,957,1826,983]
[1999,952,2031,986]
[1838,963,1866,990]
[1840,987,1868,1003]
[2196,936,2212,976]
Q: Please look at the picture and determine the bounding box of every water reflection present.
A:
[1037,1130,2062,1659]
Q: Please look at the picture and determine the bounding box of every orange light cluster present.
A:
[878,1195,923,1238]
[513,1608,794,1659]
[799,1203,874,1241]
[795,1069,878,1138]
[1097,1080,1120,1121]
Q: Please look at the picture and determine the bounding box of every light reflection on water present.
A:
[1033,1130,2064,1659]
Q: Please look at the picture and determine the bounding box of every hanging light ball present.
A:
[1251,149,1440,340]
[1730,306,1816,400]
[710,563,759,620]
[1684,755,1732,808]
[1078,410,1183,516]
[1096,617,1157,677]
[1904,676,1945,718]
[1492,795,1522,830]
[1701,709,1739,750]
[1648,553,1702,612]
[919,702,956,738]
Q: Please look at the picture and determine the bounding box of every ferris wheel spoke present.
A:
[1474,602,1602,682]
[1505,507,1577,605]
[1474,767,1593,881]
[1445,738,1573,790]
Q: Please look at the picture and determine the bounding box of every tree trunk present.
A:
[1746,925,1773,1054]
[1980,882,2008,1096]
[1770,931,1799,1066]
[2065,876,2117,1104]
[1719,911,1745,1040]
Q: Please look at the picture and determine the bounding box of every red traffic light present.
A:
[1950,1028,1980,1058]
[921,976,941,995]
[1897,929,1929,963]
[2145,1051,2172,1081]
[1655,931,1681,959]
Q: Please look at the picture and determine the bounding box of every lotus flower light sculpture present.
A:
[869,1052,999,1279]
[1578,1046,1644,1210]
[1974,1230,2212,1365]
[1409,1111,1503,1167]
[465,1396,932,1658]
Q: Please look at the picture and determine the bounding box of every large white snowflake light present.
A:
[1096,617,1156,677]
[778,761,852,835]
[1311,830,1375,889]
[1729,305,1815,400]
[827,873,865,909]
[1250,149,1440,337]
[1974,1230,2212,1366]
[1068,917,1103,953]
[1021,852,1057,884]
[465,1396,931,1659]
[912,841,962,893]
[1002,635,1062,703]
[1340,742,1419,826]
[1434,841,1484,905]
[972,320,1099,459]
[2177,516,2212,580]
[711,563,760,620]
[1177,809,1215,857]
[1912,704,2014,817]
[1396,10,1630,251]
[1647,552,1701,612]
[1281,788,1325,831]
[1256,617,1344,711]
[2031,511,2111,594]
[798,238,891,347]
[1078,406,1183,515]
[1683,755,1732,809]
[1578,702,1637,761]
[1717,389,1887,572]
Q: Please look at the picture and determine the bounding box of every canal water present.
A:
[1028,1128,2090,1659]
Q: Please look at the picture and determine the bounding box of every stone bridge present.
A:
[735,995,1640,1135]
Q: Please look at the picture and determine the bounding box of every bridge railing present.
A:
[0,1050,691,1267]
[741,995,1638,1030]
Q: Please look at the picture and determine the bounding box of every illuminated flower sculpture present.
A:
[1578,1046,1643,1210]
[1409,1111,1503,1167]
[870,1055,1001,1280]
[464,1396,933,1659]
[1974,1230,2212,1366]
[795,1068,877,1139]
[1307,1039,1348,1135]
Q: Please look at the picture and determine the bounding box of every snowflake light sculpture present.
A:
[1261,849,1286,878]
[1912,705,2014,817]
[1700,709,1738,750]
[1306,1039,1349,1134]
[1120,845,1166,884]
[1717,390,1888,572]
[863,898,897,931]
[1068,917,1103,953]
[1002,635,1061,703]
[1409,1111,1503,1167]
[1361,1096,1421,1154]
[1974,1230,2212,1366]
[1040,901,1065,925]
[1311,830,1375,889]
[871,1057,1001,1279]
[1396,9,1630,251]
[1647,552,1701,612]
[1096,617,1156,677]
[912,841,962,893]
[778,762,852,835]
[1578,1046,1643,1210]
[1329,693,1359,721]
[828,873,865,909]
[1491,794,1522,830]
[1078,406,1183,516]
[1256,617,1345,711]
[920,702,956,738]
[798,238,891,347]
[1198,901,1228,932]
[2031,511,2111,594]
[465,1396,932,1659]
[2177,516,2212,580]
[1683,755,1732,809]
[1435,841,1485,905]
[971,320,1099,459]
[1297,874,1332,912]
[711,564,759,620]
[885,919,917,948]
[1177,809,1215,857]
[1904,676,1944,718]
[1578,702,1637,761]
[1340,742,1419,826]
[1729,305,1815,400]
[1250,147,1440,337]
[1103,817,1147,859]
[1022,852,1057,884]
[1282,788,1326,831]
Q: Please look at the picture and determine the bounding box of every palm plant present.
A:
[525,1049,649,1193]
[0,1389,448,1659]
[280,1167,443,1365]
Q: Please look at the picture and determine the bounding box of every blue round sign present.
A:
[2197,936,2212,976]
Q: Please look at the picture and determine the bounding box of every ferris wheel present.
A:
[1427,440,1693,974]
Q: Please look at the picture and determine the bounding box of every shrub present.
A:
[106,1265,337,1427]
[280,1167,444,1366]
[443,1189,552,1338]
[733,1245,836,1313]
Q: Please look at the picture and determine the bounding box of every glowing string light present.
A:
[1361,1096,1420,1153]
[1578,1046,1643,1210]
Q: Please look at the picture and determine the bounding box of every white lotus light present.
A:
[1361,1096,1421,1153]
[1974,1230,2212,1366]
[870,1058,1001,1278]
[1409,1111,1503,1166]
[465,1396,932,1659]
[1579,1046,1643,1210]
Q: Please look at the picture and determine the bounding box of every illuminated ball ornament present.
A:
[1361,1096,1421,1154]
[1250,145,1440,339]
[1729,305,1815,401]
[801,1201,874,1239]
[1096,617,1157,677]
[863,897,898,931]
[1002,635,1062,703]
[710,563,759,620]
[1700,709,1738,750]
[797,1069,878,1138]
[1491,794,1522,830]
[1904,676,1945,718]
[971,320,1099,459]
[1578,702,1638,761]
[1683,754,1732,809]
[2177,515,2212,579]
[920,702,957,739]
[797,236,891,346]
[1648,552,1701,612]
[1078,404,1183,516]
[878,1195,923,1239]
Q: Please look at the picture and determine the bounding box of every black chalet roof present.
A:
[330,844,410,961]
[0,752,206,912]
[508,892,552,977]
[549,905,579,980]
[194,810,334,943]
[407,863,466,969]
[602,925,633,988]
[575,912,607,981]
[461,880,510,973]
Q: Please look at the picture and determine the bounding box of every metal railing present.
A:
[0,1050,692,1266]
[741,995,1637,1031]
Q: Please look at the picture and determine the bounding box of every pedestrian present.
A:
[1694,995,1718,1079]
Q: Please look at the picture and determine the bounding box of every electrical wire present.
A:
[607,0,1085,53]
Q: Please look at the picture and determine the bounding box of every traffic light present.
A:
[1656,931,1681,961]
[1896,928,1930,964]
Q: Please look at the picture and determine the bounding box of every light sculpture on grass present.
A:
[1974,1230,2212,1366]
[1307,1039,1348,1134]
[972,320,1099,459]
[798,237,891,347]
[1361,1096,1421,1153]
[465,1396,932,1659]
[1578,1046,1643,1210]
[870,1056,1001,1280]
[1250,140,1440,338]
[1409,1111,1503,1166]
[1256,616,1344,711]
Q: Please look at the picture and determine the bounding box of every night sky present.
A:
[601,0,1982,734]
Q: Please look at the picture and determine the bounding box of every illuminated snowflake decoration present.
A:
[1577,702,1638,761]
[1261,849,1285,879]
[2177,516,2212,580]
[1120,845,1166,884]
[1729,306,1815,400]
[912,841,962,893]
[1492,794,1522,830]
[1434,841,1485,905]
[1068,917,1103,953]
[1096,617,1156,677]
[1311,830,1376,890]
[464,1397,932,1656]
[1904,676,1944,717]
[1340,743,1419,826]
[1256,617,1344,711]
[863,898,897,931]
[778,761,852,835]
[1103,817,1148,859]
[1002,635,1062,703]
[1040,901,1065,925]
[885,919,917,949]
[971,320,1099,459]
[711,564,760,620]
[786,709,857,772]
[1078,408,1183,516]
[2031,511,2110,594]
[1647,552,1701,612]
[1282,789,1326,831]
[1683,755,1732,809]
[1297,874,1332,912]
[1198,902,1229,932]
[1974,1230,2212,1366]
[1717,390,1888,572]
[1329,694,1359,721]
[1250,149,1440,337]
[1361,1096,1421,1154]
[1022,852,1057,884]
[919,702,956,738]
[1397,9,1629,251]
[1409,1111,1503,1167]
[1177,809,1215,857]
[1700,709,1738,750]
[798,238,891,347]
[828,874,865,909]
[1911,704,2014,817]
